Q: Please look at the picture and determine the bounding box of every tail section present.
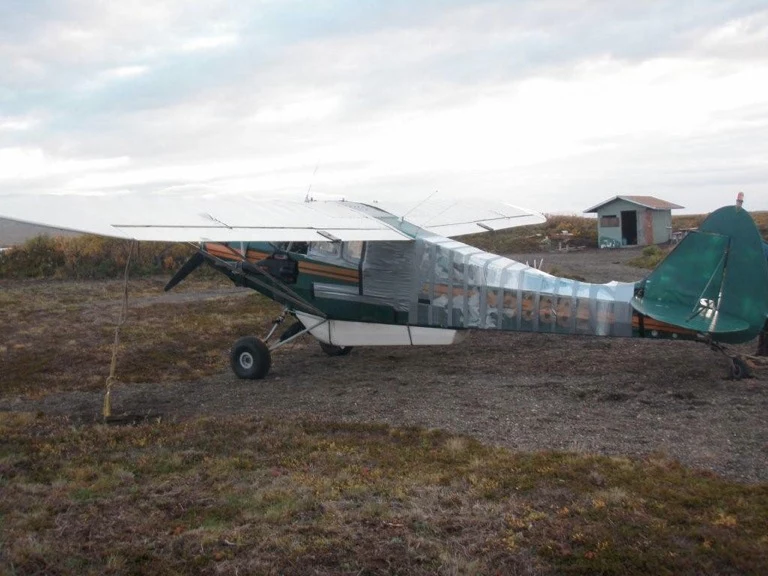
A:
[632,205,768,344]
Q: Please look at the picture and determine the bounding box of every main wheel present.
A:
[230,336,271,379]
[319,342,353,357]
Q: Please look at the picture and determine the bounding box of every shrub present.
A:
[641,245,662,258]
[628,245,668,270]
[0,235,64,278]
[0,235,197,280]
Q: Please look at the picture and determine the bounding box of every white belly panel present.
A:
[294,312,464,346]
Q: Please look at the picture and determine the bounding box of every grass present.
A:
[463,212,768,255]
[0,276,280,396]
[1,412,766,575]
[2,241,768,573]
[0,235,197,280]
[627,245,670,270]
[463,214,599,253]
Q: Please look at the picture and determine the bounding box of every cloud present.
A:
[179,34,239,52]
[101,66,150,80]
[0,116,39,131]
[0,147,130,181]
[0,1,767,213]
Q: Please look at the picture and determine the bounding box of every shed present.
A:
[584,196,684,249]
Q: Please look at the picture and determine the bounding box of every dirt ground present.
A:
[2,247,767,483]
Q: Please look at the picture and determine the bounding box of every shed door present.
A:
[644,210,654,245]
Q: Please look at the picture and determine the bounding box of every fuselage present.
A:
[199,202,768,347]
[202,234,695,342]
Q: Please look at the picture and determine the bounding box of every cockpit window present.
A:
[308,241,341,259]
[286,242,308,255]
[343,241,364,264]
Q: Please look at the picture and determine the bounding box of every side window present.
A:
[308,241,341,259]
[286,242,308,255]
[343,241,364,264]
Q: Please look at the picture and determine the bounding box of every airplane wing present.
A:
[0,194,412,243]
[0,193,545,243]
[374,198,546,236]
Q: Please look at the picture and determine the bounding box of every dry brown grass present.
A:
[1,413,766,575]
[464,211,768,254]
[464,214,599,253]
[2,269,768,574]
[0,276,280,396]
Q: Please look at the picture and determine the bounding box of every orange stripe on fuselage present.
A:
[205,243,249,260]
[632,315,698,336]
[203,243,359,284]
[298,262,359,282]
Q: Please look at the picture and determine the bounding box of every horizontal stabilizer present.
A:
[631,298,750,334]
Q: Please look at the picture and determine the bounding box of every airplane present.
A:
[1,193,767,382]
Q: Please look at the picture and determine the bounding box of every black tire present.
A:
[230,336,271,379]
[729,357,752,380]
[319,342,353,357]
[278,321,305,342]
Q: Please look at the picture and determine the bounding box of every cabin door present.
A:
[621,210,638,246]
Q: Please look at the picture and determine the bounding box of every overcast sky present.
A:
[1,0,767,214]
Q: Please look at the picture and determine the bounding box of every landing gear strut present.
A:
[728,356,752,380]
[229,308,348,380]
[229,309,294,380]
[708,339,754,380]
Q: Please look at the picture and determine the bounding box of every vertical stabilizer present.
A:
[632,205,768,343]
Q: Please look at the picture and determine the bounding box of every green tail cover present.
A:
[632,206,768,343]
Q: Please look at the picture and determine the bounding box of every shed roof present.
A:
[584,195,684,213]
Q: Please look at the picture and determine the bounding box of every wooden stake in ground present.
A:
[103,241,135,419]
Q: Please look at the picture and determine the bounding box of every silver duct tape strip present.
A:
[359,236,635,336]
[415,237,635,336]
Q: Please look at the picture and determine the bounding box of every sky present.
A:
[1,0,767,215]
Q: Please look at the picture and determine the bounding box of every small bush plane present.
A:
[2,194,767,380]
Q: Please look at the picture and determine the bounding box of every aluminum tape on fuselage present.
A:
[362,241,418,312]
[363,237,635,337]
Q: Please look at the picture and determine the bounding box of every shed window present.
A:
[600,215,620,228]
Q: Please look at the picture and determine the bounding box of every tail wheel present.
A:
[319,342,353,357]
[231,336,271,379]
[729,357,752,380]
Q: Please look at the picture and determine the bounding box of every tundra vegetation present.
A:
[1,213,767,574]
[2,410,767,575]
